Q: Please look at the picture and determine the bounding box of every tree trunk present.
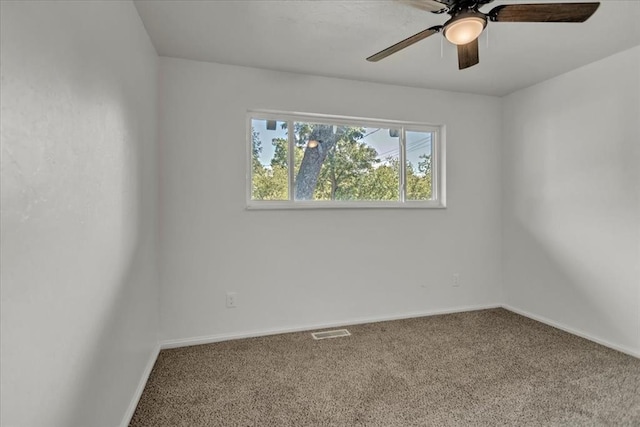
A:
[294,125,339,200]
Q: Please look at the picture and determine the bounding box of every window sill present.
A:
[246,201,446,210]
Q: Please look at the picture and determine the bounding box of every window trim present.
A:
[246,110,446,210]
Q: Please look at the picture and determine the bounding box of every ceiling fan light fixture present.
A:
[366,1,601,69]
[444,16,486,45]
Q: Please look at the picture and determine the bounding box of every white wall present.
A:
[158,57,503,344]
[4,2,633,423]
[1,2,159,426]
[502,46,640,356]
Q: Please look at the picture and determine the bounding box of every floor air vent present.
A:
[311,329,351,340]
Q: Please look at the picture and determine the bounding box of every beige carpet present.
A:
[130,309,640,426]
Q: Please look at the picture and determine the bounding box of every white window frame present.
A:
[246,110,446,209]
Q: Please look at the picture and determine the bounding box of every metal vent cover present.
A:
[311,329,351,340]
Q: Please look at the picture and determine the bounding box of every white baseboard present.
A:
[120,343,160,427]
[502,304,640,359]
[160,304,502,349]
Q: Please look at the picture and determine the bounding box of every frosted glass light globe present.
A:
[444,17,486,45]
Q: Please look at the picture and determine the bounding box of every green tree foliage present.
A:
[313,128,380,200]
[251,129,262,174]
[270,137,289,168]
[251,132,289,200]
[355,157,399,201]
[406,154,432,201]
[251,124,432,201]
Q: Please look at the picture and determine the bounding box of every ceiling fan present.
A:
[367,0,600,70]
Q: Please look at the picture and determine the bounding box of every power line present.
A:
[376,137,432,159]
[362,128,382,138]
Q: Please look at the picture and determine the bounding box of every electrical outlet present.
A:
[452,273,460,287]
[226,292,238,308]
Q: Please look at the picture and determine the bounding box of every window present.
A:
[248,111,445,209]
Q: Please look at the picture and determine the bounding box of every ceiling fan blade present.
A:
[458,38,479,70]
[367,26,442,62]
[399,0,449,13]
[489,3,600,23]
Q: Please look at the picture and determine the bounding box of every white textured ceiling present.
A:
[134,0,640,96]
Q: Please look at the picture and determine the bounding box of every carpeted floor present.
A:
[130,309,640,426]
